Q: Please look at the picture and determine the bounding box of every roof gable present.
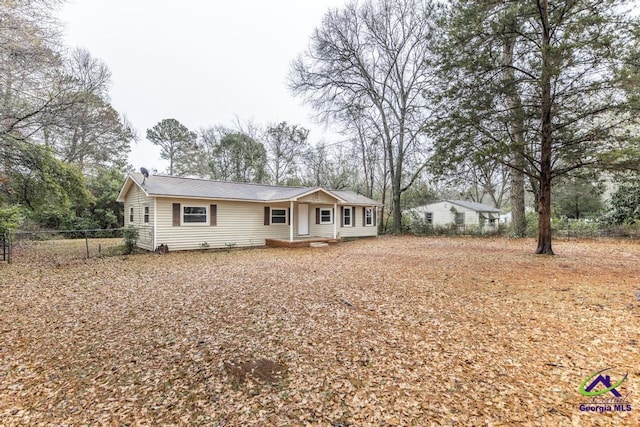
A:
[116,175,148,202]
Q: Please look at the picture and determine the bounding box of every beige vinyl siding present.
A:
[155,198,292,250]
[309,205,377,239]
[339,206,377,238]
[123,184,154,250]
[309,205,337,238]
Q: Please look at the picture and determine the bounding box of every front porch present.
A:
[265,236,341,248]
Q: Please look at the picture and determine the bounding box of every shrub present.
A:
[122,226,139,254]
[0,204,23,235]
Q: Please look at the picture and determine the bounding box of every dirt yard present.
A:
[1,236,639,426]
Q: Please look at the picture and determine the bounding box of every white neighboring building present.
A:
[406,200,502,229]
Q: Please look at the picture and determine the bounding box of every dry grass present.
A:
[1,236,639,426]
[10,237,126,265]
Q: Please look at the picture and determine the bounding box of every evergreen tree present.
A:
[436,0,640,254]
[146,119,198,176]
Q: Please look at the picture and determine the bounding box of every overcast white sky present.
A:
[58,0,348,173]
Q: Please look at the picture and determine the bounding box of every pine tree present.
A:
[436,0,640,254]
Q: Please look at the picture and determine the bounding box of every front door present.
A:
[298,204,309,236]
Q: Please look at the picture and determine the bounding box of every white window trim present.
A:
[143,205,150,223]
[129,206,134,223]
[270,207,288,225]
[343,206,353,227]
[182,205,209,226]
[365,207,374,227]
[319,208,333,225]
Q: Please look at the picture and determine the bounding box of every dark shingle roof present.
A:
[331,190,383,206]
[120,174,381,206]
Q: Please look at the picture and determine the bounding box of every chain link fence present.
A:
[5,228,137,265]
[1,233,10,263]
[404,219,640,240]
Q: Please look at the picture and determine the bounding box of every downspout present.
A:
[153,197,157,250]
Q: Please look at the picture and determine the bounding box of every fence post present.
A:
[7,233,11,264]
[84,231,89,259]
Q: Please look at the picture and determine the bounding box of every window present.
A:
[365,207,374,226]
[183,206,207,224]
[271,208,287,224]
[425,212,433,224]
[144,206,149,223]
[455,212,465,225]
[174,204,216,226]
[129,207,134,223]
[343,206,352,226]
[320,208,333,224]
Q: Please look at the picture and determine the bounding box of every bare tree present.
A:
[300,141,358,190]
[42,49,134,172]
[264,122,309,185]
[343,110,384,199]
[197,125,229,179]
[195,126,267,183]
[0,0,69,141]
[290,0,441,233]
[446,157,510,209]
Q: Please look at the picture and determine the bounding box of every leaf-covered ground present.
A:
[1,236,639,426]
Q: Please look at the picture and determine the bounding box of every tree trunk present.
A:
[378,148,389,234]
[389,151,403,234]
[536,170,553,254]
[502,13,527,237]
[536,0,554,255]
[392,188,402,234]
[510,160,526,237]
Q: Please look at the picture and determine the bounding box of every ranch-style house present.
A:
[117,173,381,251]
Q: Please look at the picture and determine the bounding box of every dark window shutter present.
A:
[340,206,344,227]
[373,208,377,227]
[288,207,291,225]
[264,206,270,225]
[316,208,320,224]
[363,207,366,226]
[172,203,181,226]
[352,207,356,226]
[210,204,217,226]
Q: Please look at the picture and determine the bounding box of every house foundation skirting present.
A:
[265,237,340,248]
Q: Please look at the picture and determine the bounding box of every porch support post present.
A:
[333,202,337,239]
[289,200,294,242]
